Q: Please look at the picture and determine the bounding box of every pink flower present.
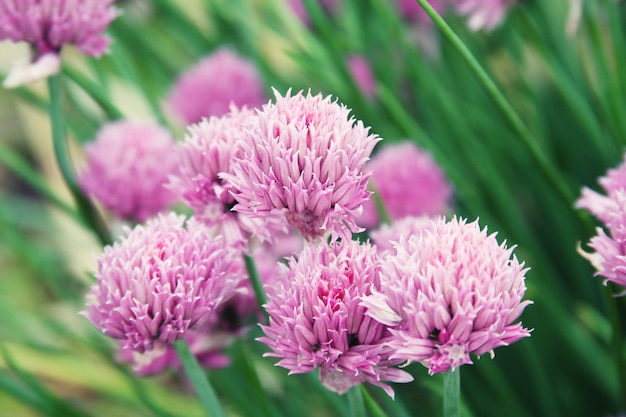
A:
[361,217,532,375]
[358,141,452,229]
[398,0,445,24]
[451,0,512,31]
[579,190,626,290]
[347,55,376,99]
[167,106,285,247]
[370,215,435,253]
[259,240,413,397]
[166,48,267,125]
[78,121,178,223]
[576,153,626,225]
[225,89,380,242]
[83,213,245,354]
[0,0,117,86]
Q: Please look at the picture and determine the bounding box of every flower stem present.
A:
[412,0,574,208]
[360,385,391,417]
[347,385,366,417]
[243,253,269,319]
[173,339,227,417]
[444,369,461,417]
[47,73,111,246]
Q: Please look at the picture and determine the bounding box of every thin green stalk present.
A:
[360,386,391,417]
[444,369,460,417]
[347,385,366,417]
[64,66,124,120]
[173,339,227,417]
[601,284,626,410]
[47,74,112,246]
[243,253,268,318]
[413,0,574,209]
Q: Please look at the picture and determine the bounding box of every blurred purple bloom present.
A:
[451,0,512,31]
[225,89,380,242]
[83,213,245,353]
[347,55,376,99]
[0,0,117,86]
[358,141,452,229]
[166,48,267,125]
[259,240,413,397]
[362,217,532,374]
[370,215,435,253]
[78,120,178,223]
[576,153,626,225]
[398,0,444,23]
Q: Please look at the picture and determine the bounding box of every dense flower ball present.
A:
[577,153,626,290]
[78,121,178,223]
[226,89,380,242]
[83,213,245,353]
[259,240,413,397]
[0,0,118,87]
[166,48,267,125]
[361,217,532,374]
[579,191,626,290]
[358,141,452,229]
[451,0,513,31]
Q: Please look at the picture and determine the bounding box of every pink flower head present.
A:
[451,0,512,31]
[361,217,532,375]
[579,190,626,290]
[167,106,284,247]
[370,215,435,253]
[0,0,117,56]
[0,0,117,86]
[259,240,413,397]
[347,55,376,99]
[398,0,444,24]
[576,153,626,225]
[166,48,267,125]
[83,213,245,354]
[78,121,178,223]
[225,89,380,242]
[358,141,452,229]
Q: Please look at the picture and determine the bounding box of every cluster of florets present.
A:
[82,87,531,397]
[577,153,626,290]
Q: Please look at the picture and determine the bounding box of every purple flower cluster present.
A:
[83,213,245,353]
[78,121,179,223]
[577,153,626,290]
[226,89,380,242]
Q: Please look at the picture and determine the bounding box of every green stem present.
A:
[347,385,366,417]
[413,0,574,208]
[360,385,391,417]
[173,339,227,417]
[444,369,461,417]
[243,253,268,318]
[47,74,112,246]
[601,284,626,410]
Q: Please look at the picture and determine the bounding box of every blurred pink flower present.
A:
[167,106,285,247]
[83,213,245,354]
[370,215,435,253]
[0,0,117,86]
[225,89,380,242]
[576,153,626,225]
[259,240,413,397]
[166,48,267,125]
[361,217,532,374]
[451,0,512,31]
[78,120,178,223]
[347,55,376,99]
[358,141,452,229]
[398,0,444,24]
